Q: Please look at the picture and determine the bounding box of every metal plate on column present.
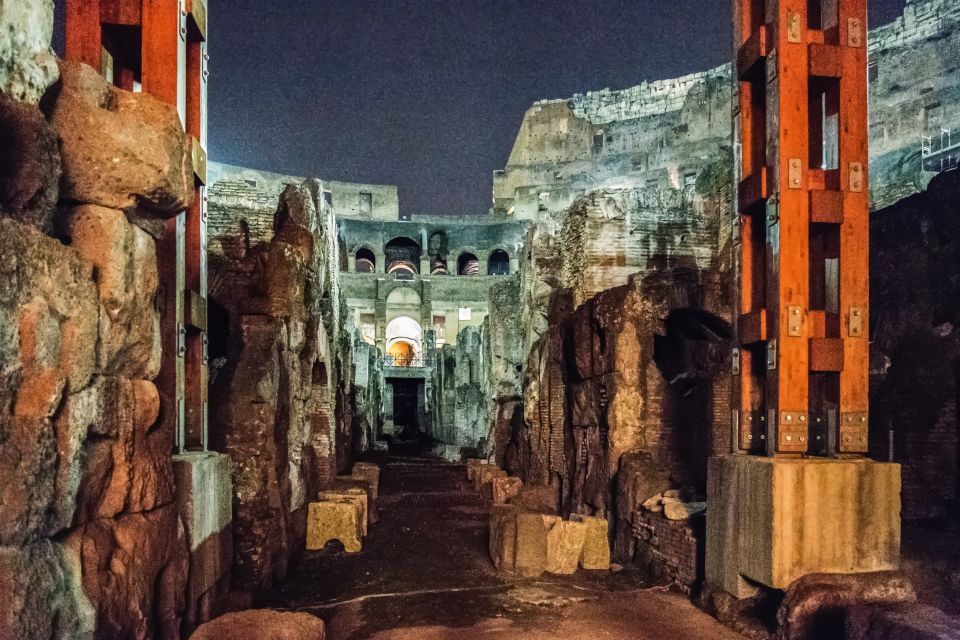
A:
[840,411,869,453]
[778,411,809,452]
[789,159,803,189]
[849,162,864,192]
[788,306,803,337]
[787,13,802,43]
[739,411,766,451]
[767,339,778,370]
[731,348,741,375]
[848,18,863,47]
[849,307,865,337]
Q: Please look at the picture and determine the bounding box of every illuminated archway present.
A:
[458,252,480,276]
[385,316,423,366]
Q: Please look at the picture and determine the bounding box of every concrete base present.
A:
[173,452,233,628]
[706,455,901,598]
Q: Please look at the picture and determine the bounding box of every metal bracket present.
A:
[789,159,803,189]
[788,305,804,337]
[766,339,778,370]
[177,322,186,358]
[179,0,188,41]
[848,18,863,47]
[765,195,779,225]
[849,162,864,192]
[848,307,865,337]
[732,215,742,245]
[202,332,209,366]
[767,48,778,84]
[731,348,741,375]
[787,12,802,43]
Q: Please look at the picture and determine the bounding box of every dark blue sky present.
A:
[54,1,909,215]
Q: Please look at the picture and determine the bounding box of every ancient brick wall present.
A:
[632,510,704,593]
[871,168,960,521]
[0,18,196,638]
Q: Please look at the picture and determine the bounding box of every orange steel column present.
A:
[65,0,210,453]
[732,0,869,456]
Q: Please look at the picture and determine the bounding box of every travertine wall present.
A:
[0,17,196,638]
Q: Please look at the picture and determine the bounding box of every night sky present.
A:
[54,1,909,215]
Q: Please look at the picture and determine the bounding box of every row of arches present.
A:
[354,245,510,276]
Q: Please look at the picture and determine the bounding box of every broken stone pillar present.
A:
[572,514,611,570]
[173,452,234,630]
[306,501,362,554]
[706,456,901,598]
[545,519,587,575]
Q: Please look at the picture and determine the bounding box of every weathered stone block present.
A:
[514,512,557,578]
[63,504,189,640]
[492,475,523,505]
[777,571,916,640]
[0,96,60,230]
[0,540,94,640]
[351,462,380,501]
[173,452,233,629]
[489,505,518,572]
[190,610,326,640]
[466,458,487,482]
[706,455,902,599]
[0,218,97,416]
[306,501,361,553]
[48,61,193,215]
[545,519,587,575]
[0,0,59,103]
[572,514,611,570]
[318,488,368,537]
[63,205,161,378]
[474,464,506,491]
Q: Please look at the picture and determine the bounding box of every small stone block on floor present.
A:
[190,609,325,640]
[351,462,380,500]
[572,514,611,570]
[545,518,588,575]
[514,512,560,578]
[489,505,518,571]
[331,476,378,524]
[306,501,362,553]
[318,488,369,536]
[475,465,507,494]
[492,476,523,505]
[466,458,487,482]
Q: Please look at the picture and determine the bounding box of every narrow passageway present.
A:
[272,446,743,640]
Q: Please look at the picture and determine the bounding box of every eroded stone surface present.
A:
[190,610,326,640]
[0,96,60,230]
[0,0,58,103]
[48,61,193,215]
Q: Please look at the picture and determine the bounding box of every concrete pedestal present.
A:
[706,455,901,599]
[173,452,234,628]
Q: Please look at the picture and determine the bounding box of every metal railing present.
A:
[922,128,960,174]
[384,353,426,368]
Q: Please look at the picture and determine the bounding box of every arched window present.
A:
[355,247,375,273]
[385,237,421,277]
[431,256,449,275]
[458,252,480,276]
[487,249,510,275]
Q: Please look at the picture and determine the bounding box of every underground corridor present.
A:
[4,1,960,640]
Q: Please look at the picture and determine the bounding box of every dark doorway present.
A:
[390,378,422,439]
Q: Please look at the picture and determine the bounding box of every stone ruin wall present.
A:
[0,3,201,636]
[498,172,734,563]
[496,0,960,217]
[207,177,367,596]
[870,169,960,521]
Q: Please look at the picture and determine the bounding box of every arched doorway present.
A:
[385,315,422,367]
[488,249,510,275]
